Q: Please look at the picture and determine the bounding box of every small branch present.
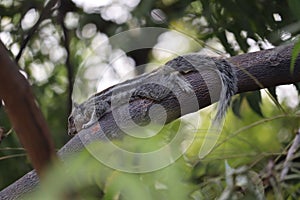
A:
[57,1,74,115]
[280,130,300,181]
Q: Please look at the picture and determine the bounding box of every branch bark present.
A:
[1,44,299,199]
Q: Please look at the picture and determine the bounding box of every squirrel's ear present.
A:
[73,102,79,108]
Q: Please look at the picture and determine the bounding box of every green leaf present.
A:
[290,40,300,74]
[288,0,300,19]
[245,91,264,117]
[231,96,244,118]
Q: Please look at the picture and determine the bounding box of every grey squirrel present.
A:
[68,54,238,135]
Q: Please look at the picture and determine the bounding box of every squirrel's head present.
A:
[67,102,83,135]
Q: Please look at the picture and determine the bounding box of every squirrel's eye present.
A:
[68,116,74,124]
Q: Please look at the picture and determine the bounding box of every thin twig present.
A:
[280,130,300,181]
[15,0,59,61]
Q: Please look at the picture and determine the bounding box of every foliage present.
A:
[0,0,300,199]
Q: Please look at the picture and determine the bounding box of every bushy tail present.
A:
[213,59,238,126]
[199,58,237,158]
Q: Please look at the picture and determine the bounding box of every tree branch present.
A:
[1,44,299,199]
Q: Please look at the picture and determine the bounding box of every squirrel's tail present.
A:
[212,59,238,126]
[199,58,237,159]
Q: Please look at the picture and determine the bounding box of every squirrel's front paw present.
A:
[82,121,94,129]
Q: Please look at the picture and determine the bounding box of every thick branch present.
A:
[230,44,300,92]
[1,44,299,199]
[0,41,56,176]
[93,44,300,138]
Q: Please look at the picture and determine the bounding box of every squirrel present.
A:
[68,54,238,135]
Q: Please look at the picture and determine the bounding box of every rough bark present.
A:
[0,44,299,199]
